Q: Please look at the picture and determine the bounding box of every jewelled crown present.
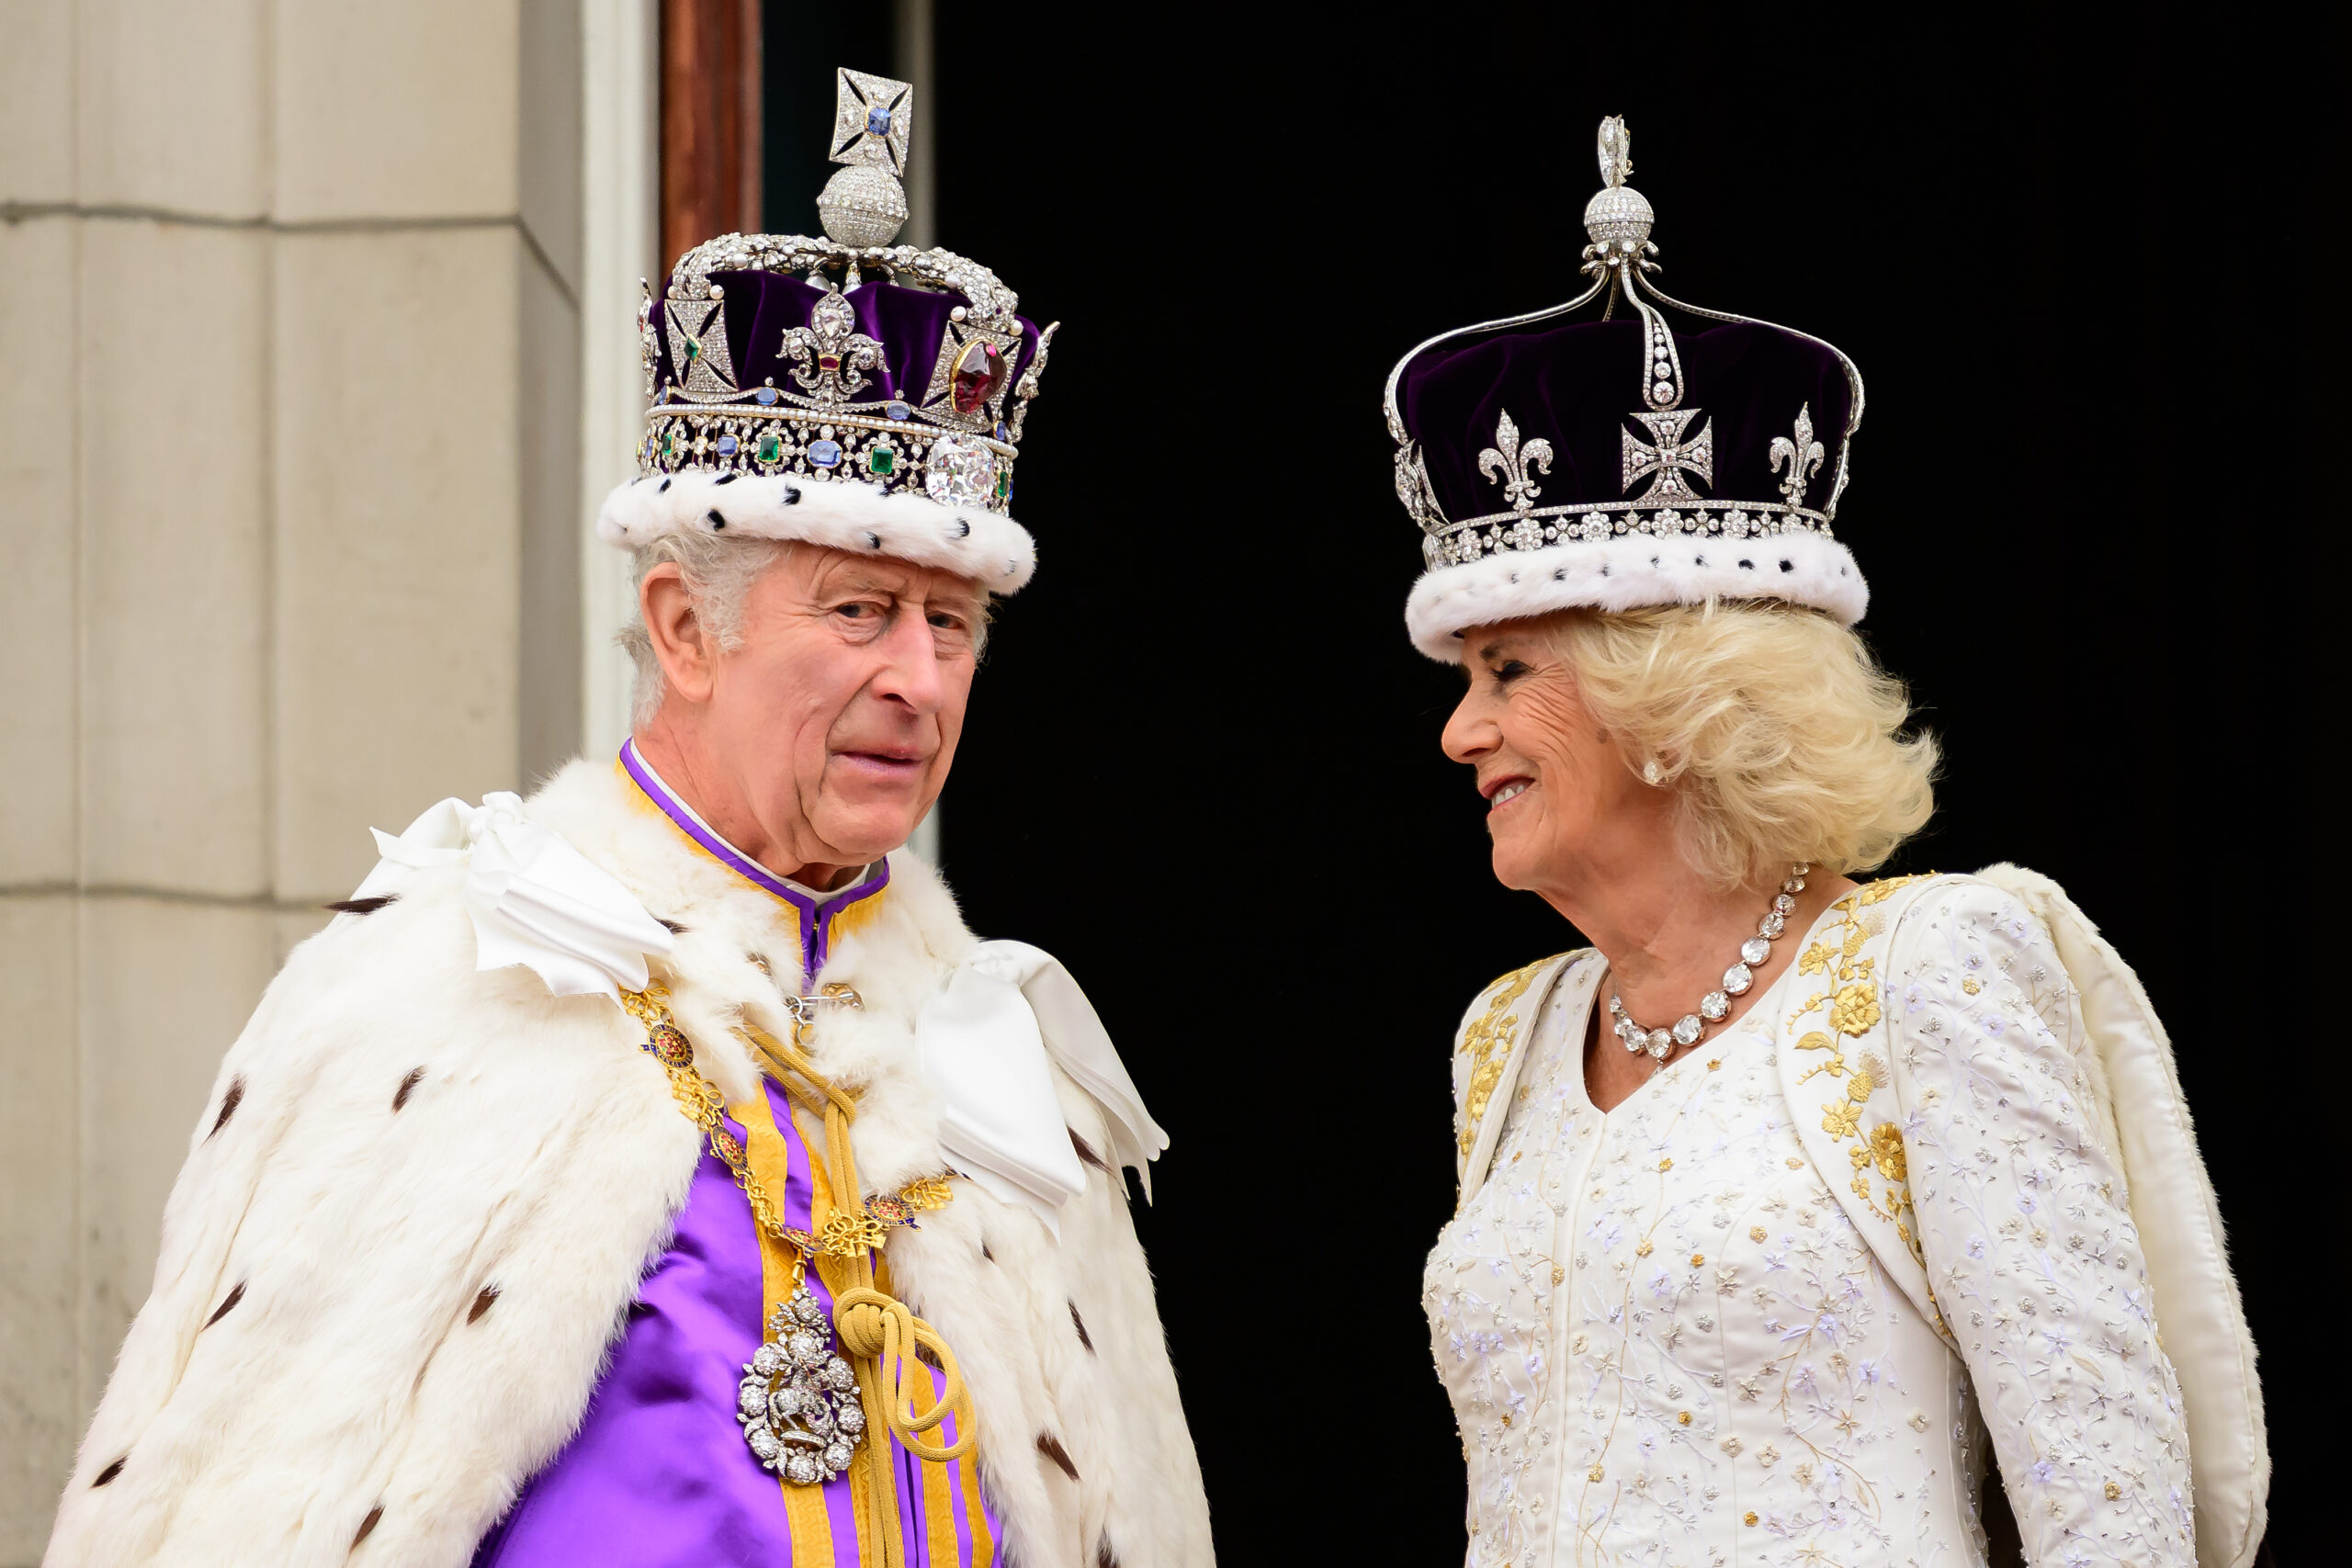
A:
[596,68,1056,592]
[1385,118,1869,659]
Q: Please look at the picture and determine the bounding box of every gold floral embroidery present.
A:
[1781,877,1933,1257]
[1869,1122,1907,1180]
[1829,982,1881,1036]
[1455,956,1555,1159]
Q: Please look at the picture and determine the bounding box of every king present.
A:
[43,68,1213,1568]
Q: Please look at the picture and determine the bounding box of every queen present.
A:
[1395,120,2267,1568]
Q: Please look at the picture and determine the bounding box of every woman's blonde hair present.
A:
[1545,601,1938,888]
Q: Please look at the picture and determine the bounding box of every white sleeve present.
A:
[1888,879,2196,1566]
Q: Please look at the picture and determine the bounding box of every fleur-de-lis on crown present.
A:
[1770,402,1826,507]
[1477,410,1554,513]
[779,288,885,405]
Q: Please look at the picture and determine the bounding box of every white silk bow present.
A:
[345,792,676,1001]
[916,940,1170,1237]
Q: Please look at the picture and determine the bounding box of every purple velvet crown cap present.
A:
[650,269,1047,425]
[1388,116,1869,660]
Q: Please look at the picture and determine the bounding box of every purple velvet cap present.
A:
[651,269,1046,432]
[1396,318,1854,528]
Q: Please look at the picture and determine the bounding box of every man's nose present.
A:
[871,615,946,712]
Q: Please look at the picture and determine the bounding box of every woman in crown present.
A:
[1398,121,2265,1568]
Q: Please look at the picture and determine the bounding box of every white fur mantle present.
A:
[43,761,1210,1568]
[1404,529,1869,660]
[598,469,1037,594]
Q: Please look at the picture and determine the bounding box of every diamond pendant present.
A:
[737,1285,866,1484]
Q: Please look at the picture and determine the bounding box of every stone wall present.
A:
[0,2,584,1557]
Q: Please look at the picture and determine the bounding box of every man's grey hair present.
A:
[617,532,791,728]
[617,533,993,728]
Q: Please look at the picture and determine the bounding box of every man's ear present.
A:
[640,562,718,705]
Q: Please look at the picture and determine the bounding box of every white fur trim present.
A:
[597,470,1036,594]
[1403,529,1870,660]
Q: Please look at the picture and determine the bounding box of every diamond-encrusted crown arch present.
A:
[1381,114,1868,572]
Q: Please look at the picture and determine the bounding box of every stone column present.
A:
[0,1,583,1556]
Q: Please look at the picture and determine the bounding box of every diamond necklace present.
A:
[1609,863,1811,1063]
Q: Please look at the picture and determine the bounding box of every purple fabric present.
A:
[469,1079,998,1566]
[1396,316,1857,522]
[659,269,1042,420]
[619,740,890,987]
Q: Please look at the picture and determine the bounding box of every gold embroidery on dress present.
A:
[1781,878,1933,1266]
[1455,957,1556,1160]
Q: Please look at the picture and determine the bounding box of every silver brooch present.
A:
[738,1285,867,1485]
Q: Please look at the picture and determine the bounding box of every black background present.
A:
[771,6,2340,1560]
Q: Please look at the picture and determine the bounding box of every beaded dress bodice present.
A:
[1424,882,2195,1568]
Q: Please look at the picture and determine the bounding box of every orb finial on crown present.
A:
[817,67,913,247]
[1583,115,1655,254]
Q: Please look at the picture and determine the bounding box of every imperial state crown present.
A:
[1387,118,1868,659]
[597,68,1057,593]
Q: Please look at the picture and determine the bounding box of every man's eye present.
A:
[834,602,876,618]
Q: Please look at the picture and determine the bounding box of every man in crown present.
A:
[43,71,1213,1568]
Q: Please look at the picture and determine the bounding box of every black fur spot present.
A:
[1780,558,1794,572]
[1097,1533,1121,1568]
[1738,558,1755,570]
[205,1280,246,1327]
[325,894,397,916]
[951,519,971,537]
[979,1238,994,1263]
[781,483,802,504]
[862,531,881,549]
[1069,1129,1109,1173]
[207,1076,244,1140]
[392,1066,425,1111]
[1036,1432,1080,1482]
[656,917,688,935]
[658,477,673,492]
[91,1455,127,1488]
[707,509,728,529]
[353,1506,384,1547]
[714,472,739,486]
[1069,1301,1094,1354]
[469,1284,501,1324]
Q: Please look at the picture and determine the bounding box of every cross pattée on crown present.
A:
[1622,409,1714,500]
[831,67,911,174]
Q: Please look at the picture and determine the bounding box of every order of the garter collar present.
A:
[1610,864,1810,1063]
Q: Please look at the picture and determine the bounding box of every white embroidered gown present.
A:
[1423,878,2194,1568]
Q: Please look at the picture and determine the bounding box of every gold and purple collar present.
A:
[619,739,889,987]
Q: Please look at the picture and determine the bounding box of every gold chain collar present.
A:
[617,980,974,1563]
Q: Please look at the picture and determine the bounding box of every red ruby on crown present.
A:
[951,340,1007,414]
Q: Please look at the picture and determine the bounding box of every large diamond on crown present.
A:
[924,436,996,506]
